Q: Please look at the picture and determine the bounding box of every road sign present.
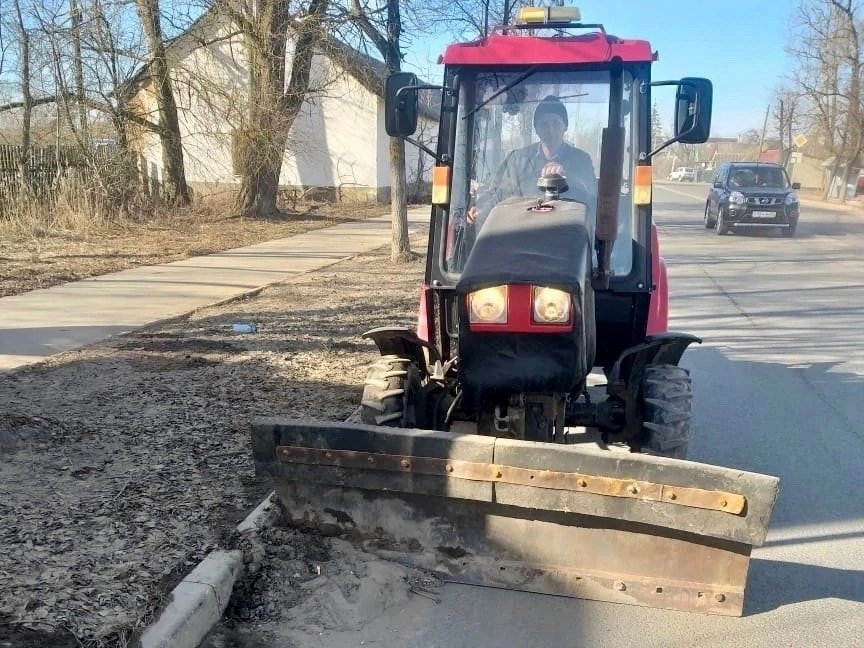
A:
[793,133,808,148]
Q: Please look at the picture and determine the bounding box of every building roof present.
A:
[757,149,782,164]
[322,37,439,119]
[124,10,439,121]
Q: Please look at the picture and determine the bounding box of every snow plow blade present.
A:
[251,418,780,616]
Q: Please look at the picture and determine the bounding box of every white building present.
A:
[128,11,439,203]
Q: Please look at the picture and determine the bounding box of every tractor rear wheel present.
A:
[639,364,692,459]
[360,355,421,427]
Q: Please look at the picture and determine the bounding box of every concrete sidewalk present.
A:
[0,207,429,371]
[799,195,864,214]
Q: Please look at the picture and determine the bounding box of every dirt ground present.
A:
[0,200,388,297]
[0,230,428,647]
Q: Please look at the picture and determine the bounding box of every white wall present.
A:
[133,15,439,199]
[278,53,380,190]
[174,17,248,184]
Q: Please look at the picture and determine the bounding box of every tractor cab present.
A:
[386,6,712,373]
[445,63,634,277]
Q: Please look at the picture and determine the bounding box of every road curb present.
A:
[135,491,280,648]
[137,550,243,648]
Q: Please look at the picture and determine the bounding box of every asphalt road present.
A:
[299,184,864,648]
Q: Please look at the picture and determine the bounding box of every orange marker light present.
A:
[432,166,450,205]
[633,165,652,206]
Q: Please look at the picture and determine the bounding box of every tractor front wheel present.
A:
[360,355,421,427]
[638,364,692,459]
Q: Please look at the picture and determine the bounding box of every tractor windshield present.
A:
[446,68,636,276]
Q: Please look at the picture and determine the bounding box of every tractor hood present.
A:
[456,197,595,294]
[455,197,596,399]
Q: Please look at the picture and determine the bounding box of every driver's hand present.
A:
[467,205,479,224]
[541,162,564,177]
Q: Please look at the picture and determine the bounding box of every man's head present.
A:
[533,96,568,150]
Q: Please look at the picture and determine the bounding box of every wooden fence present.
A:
[0,144,100,202]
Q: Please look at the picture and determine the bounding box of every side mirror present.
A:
[675,77,712,144]
[385,72,419,137]
[792,182,801,190]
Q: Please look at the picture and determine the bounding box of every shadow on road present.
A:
[746,558,864,615]
[681,345,864,615]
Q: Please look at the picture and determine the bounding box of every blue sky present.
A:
[403,1,796,138]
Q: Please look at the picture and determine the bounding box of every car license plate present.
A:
[751,210,776,219]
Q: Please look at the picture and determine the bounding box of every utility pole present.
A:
[757,104,770,159]
[779,99,789,168]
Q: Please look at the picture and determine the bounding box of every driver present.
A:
[467,95,596,226]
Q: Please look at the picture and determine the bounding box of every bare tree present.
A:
[413,0,529,39]
[135,0,191,205]
[11,0,33,185]
[221,0,331,218]
[787,0,864,199]
[650,101,665,147]
[347,0,414,262]
[772,86,802,167]
[69,0,87,135]
[830,0,864,200]
[0,0,186,218]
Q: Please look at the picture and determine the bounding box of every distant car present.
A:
[668,166,697,182]
[704,162,801,237]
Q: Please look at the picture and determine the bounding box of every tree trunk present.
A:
[235,0,328,218]
[384,0,412,262]
[389,136,412,262]
[13,0,31,188]
[235,45,287,218]
[70,0,88,136]
[135,0,191,206]
[349,0,412,261]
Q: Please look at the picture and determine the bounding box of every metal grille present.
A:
[746,196,783,205]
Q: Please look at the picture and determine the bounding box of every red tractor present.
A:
[362,6,712,457]
[253,6,779,616]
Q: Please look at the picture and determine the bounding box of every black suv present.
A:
[704,162,801,237]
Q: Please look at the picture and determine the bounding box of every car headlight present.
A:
[468,286,508,324]
[532,287,571,324]
[785,192,798,205]
[729,191,746,205]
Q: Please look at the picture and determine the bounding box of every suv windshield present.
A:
[728,166,789,189]
[446,69,636,276]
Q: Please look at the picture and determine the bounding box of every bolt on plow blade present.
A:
[251,418,779,616]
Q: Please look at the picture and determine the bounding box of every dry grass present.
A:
[0,189,389,298]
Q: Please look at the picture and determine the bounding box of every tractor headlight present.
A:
[468,286,508,324]
[532,287,571,324]
[730,191,746,205]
